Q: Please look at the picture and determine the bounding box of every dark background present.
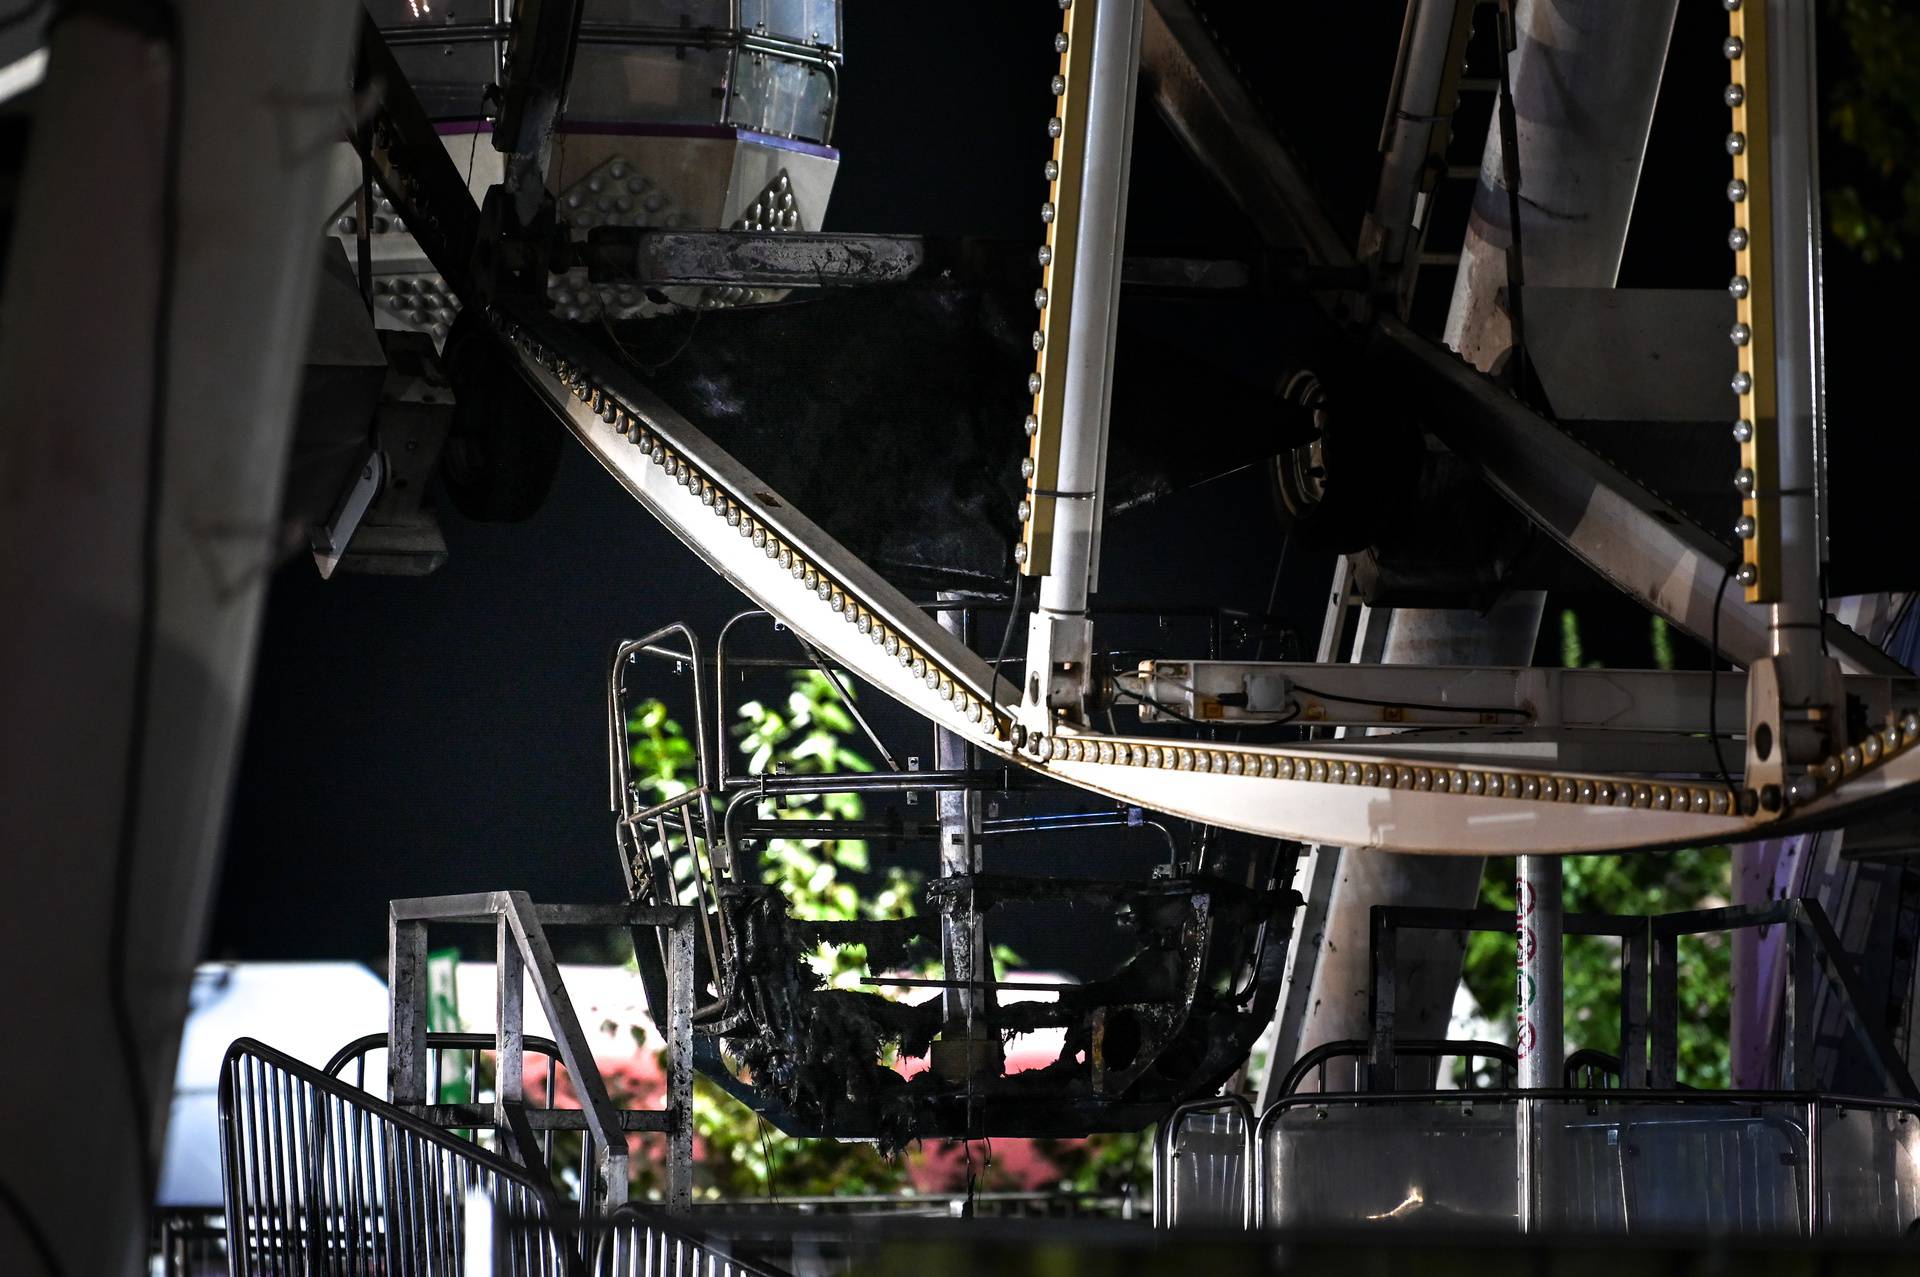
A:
[207,3,1905,972]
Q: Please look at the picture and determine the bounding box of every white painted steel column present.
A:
[1516,855,1564,1088]
[1444,0,1682,371]
[1758,0,1827,706]
[1025,0,1145,721]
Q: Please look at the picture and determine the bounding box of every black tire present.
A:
[438,308,564,522]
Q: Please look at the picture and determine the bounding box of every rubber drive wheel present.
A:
[1267,364,1422,554]
[438,307,564,522]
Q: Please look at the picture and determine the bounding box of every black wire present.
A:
[108,0,182,1233]
[1251,535,1291,665]
[1705,562,1747,797]
[1283,679,1527,721]
[1885,590,1918,655]
[755,1117,780,1205]
[600,307,703,375]
[1108,684,1211,728]
[990,570,1026,707]
[463,86,488,188]
[1110,683,1302,730]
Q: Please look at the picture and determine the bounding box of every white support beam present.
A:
[500,305,1920,856]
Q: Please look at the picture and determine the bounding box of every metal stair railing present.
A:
[592,1204,792,1277]
[219,1036,569,1276]
[324,1031,590,1196]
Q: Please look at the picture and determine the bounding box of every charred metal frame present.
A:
[605,613,1299,1140]
[381,12,844,143]
[710,867,1295,1143]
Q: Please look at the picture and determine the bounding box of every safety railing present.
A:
[1647,900,1917,1096]
[386,894,699,1214]
[1368,898,1918,1099]
[466,1201,794,1277]
[1370,905,1652,1089]
[325,1031,593,1196]
[1153,1095,1253,1229]
[1250,1088,1920,1236]
[687,1191,1137,1219]
[1276,1038,1516,1095]
[1563,1048,1623,1089]
[152,1207,226,1276]
[595,1204,792,1277]
[219,1036,569,1275]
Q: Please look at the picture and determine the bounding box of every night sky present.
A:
[209,3,1909,970]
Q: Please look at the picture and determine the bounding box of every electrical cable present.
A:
[1884,590,1917,655]
[1107,683,1212,728]
[462,85,488,188]
[755,1116,780,1205]
[1109,682,1302,731]
[1706,561,1752,798]
[990,570,1025,709]
[1282,679,1527,722]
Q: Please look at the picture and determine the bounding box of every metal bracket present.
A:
[309,448,384,579]
[387,892,698,1213]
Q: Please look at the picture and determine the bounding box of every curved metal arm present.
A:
[1275,1037,1518,1097]
[609,622,713,805]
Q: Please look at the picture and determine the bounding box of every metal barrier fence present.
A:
[469,1203,795,1277]
[688,1191,1137,1220]
[219,1036,571,1275]
[1253,1090,1920,1235]
[1153,1096,1252,1229]
[325,1031,596,1198]
[1155,1042,1514,1228]
[1276,1038,1516,1095]
[594,1205,791,1277]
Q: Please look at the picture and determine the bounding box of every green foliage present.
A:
[1826,0,1920,262]
[1463,852,1733,1088]
[620,671,1139,1201]
[627,672,914,983]
[692,1078,906,1198]
[1462,610,1735,1087]
[734,669,918,987]
[1029,1128,1153,1195]
[627,673,920,1195]
[1649,616,1675,672]
[1558,609,1599,670]
[627,698,697,802]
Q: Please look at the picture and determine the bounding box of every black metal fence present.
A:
[219,1036,569,1274]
